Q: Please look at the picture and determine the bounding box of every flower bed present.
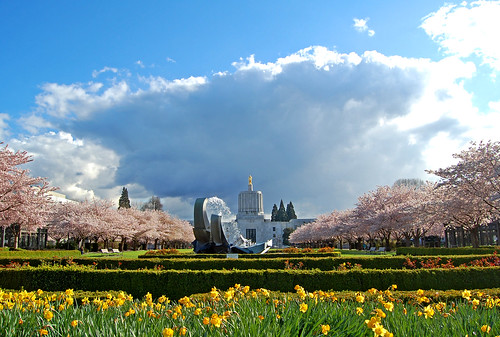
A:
[1,284,498,336]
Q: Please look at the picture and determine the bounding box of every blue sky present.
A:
[1,1,500,219]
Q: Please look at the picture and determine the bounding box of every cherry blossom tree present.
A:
[354,184,419,250]
[0,143,56,248]
[427,140,500,247]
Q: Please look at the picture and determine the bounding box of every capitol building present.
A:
[236,177,315,248]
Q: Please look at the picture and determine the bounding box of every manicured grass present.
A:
[339,249,396,256]
[83,250,147,259]
[83,249,195,259]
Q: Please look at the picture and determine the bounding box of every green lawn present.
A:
[83,248,195,259]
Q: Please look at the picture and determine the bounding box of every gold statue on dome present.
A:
[249,175,253,185]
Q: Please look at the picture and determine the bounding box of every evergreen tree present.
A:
[271,204,278,222]
[276,200,288,222]
[286,201,297,220]
[283,227,294,246]
[118,187,131,209]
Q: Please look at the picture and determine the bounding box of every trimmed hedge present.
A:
[1,266,498,300]
[1,254,497,271]
[396,246,500,256]
[0,250,81,258]
[138,252,341,259]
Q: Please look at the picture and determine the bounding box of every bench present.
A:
[112,249,121,254]
[100,248,110,254]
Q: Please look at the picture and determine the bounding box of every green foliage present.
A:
[138,251,341,259]
[282,228,294,246]
[1,285,499,336]
[271,204,278,221]
[118,187,131,209]
[0,249,81,258]
[276,200,288,222]
[1,265,499,300]
[396,246,500,256]
[286,201,297,220]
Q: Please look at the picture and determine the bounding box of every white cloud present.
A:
[0,113,10,139]
[353,18,375,37]
[34,81,129,119]
[421,0,500,72]
[92,66,118,78]
[13,45,493,219]
[9,131,121,202]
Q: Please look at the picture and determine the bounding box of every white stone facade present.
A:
[235,178,314,248]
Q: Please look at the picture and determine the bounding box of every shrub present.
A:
[396,247,500,256]
[1,265,499,300]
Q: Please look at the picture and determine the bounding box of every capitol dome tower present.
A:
[237,175,264,219]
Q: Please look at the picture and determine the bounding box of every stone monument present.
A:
[192,197,272,254]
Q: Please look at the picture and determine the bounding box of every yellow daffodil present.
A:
[462,290,471,300]
[211,314,222,327]
[43,309,53,321]
[356,293,365,303]
[365,316,381,329]
[423,305,434,319]
[480,325,491,333]
[356,307,364,315]
[299,303,308,313]
[384,302,394,312]
[162,328,174,337]
[321,324,330,335]
[372,324,388,337]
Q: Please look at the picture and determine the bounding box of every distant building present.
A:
[236,176,314,248]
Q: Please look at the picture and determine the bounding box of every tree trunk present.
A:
[470,227,480,248]
[404,234,412,247]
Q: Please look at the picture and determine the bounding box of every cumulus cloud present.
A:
[353,18,375,37]
[421,0,500,73]
[12,44,493,219]
[9,131,121,202]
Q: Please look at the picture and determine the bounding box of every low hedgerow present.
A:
[0,249,81,258]
[396,246,500,256]
[1,253,499,271]
[0,265,499,299]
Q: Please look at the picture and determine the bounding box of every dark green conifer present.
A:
[118,187,131,209]
[271,204,278,222]
[286,201,297,220]
[276,200,288,222]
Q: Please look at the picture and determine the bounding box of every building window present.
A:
[273,227,276,231]
[273,234,276,238]
[246,229,257,243]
